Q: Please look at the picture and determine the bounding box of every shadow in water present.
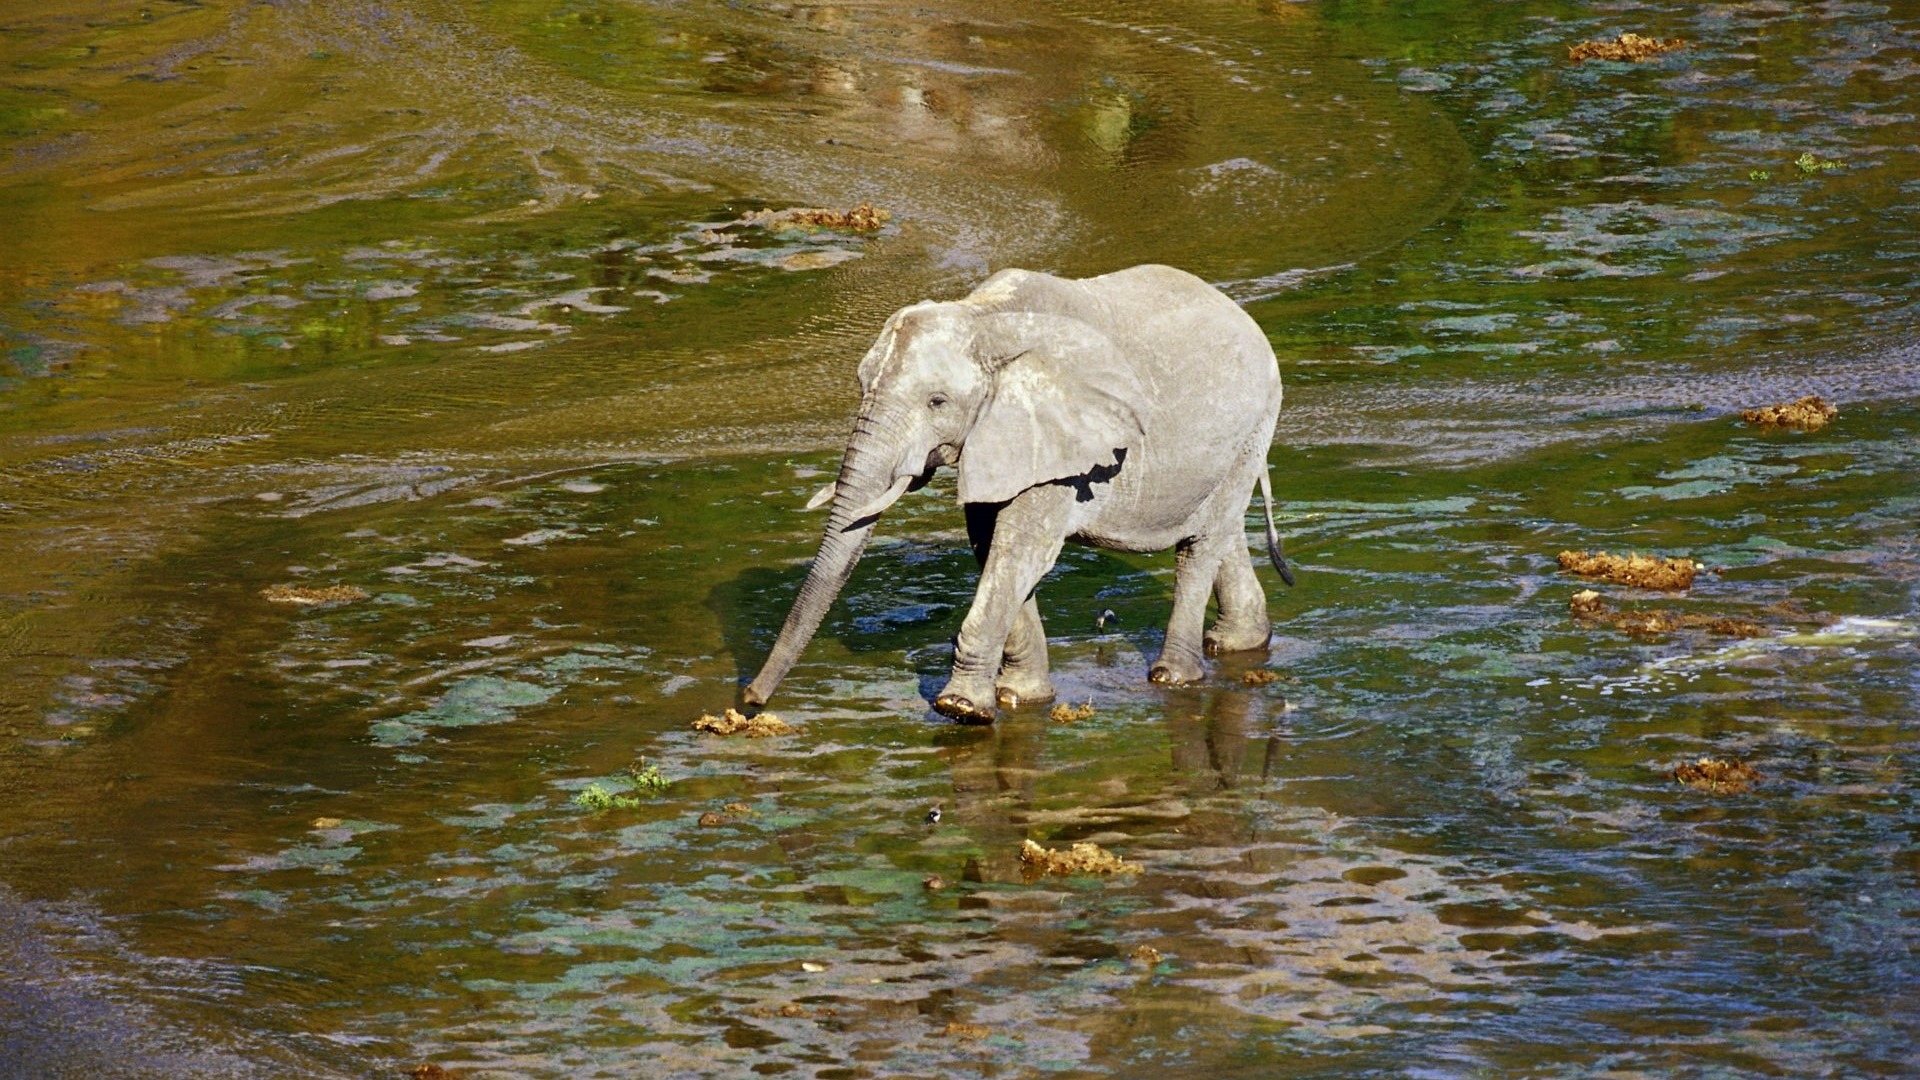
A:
[704,537,982,696]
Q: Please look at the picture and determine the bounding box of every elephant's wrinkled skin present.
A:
[743,264,1293,723]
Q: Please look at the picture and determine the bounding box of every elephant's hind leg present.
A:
[1151,534,1230,685]
[1205,553,1272,655]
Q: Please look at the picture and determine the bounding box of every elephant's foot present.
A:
[935,674,1000,724]
[1204,618,1272,656]
[995,671,1056,708]
[1148,652,1205,686]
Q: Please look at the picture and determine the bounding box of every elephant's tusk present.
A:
[845,474,914,523]
[805,482,837,510]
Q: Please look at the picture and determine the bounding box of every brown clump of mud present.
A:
[746,1002,837,1019]
[1742,394,1838,432]
[1558,550,1698,590]
[1241,669,1292,686]
[1570,590,1768,638]
[1129,944,1163,966]
[1019,838,1142,878]
[941,1021,991,1039]
[410,1066,465,1080]
[698,803,754,828]
[261,584,368,605]
[742,203,891,231]
[1670,757,1761,794]
[693,708,795,737]
[1568,32,1687,62]
[1048,700,1096,722]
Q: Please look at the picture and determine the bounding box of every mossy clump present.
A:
[626,757,670,792]
[261,584,369,605]
[1049,700,1096,722]
[1129,944,1164,966]
[1742,394,1838,432]
[1241,668,1291,686]
[411,1065,465,1080]
[1568,33,1686,62]
[693,708,795,737]
[1558,550,1698,590]
[1670,757,1761,794]
[1019,838,1142,878]
[1569,590,1767,638]
[573,783,645,811]
[1793,153,1843,175]
[742,203,891,232]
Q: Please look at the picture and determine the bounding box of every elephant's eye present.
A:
[928,393,949,410]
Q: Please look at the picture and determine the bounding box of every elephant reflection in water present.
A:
[935,680,1288,885]
[744,265,1293,723]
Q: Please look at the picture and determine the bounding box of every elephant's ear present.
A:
[956,312,1146,505]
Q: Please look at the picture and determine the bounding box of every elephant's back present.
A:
[1066,266,1282,545]
[1085,265,1278,418]
[1078,264,1273,374]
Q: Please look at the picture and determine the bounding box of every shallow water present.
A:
[2,2,1917,1077]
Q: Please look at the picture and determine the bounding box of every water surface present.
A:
[2,2,1917,1077]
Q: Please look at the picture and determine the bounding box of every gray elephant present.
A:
[743,264,1293,723]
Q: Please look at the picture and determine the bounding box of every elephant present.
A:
[742,263,1293,723]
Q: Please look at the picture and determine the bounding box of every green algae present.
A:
[370,677,557,746]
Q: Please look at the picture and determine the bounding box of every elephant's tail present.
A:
[1258,466,1296,588]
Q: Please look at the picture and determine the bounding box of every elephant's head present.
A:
[741,301,1146,706]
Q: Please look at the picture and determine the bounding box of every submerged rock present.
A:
[1670,757,1761,794]
[1241,669,1289,686]
[1558,550,1698,590]
[941,1021,991,1039]
[1742,394,1838,432]
[745,1001,835,1019]
[1569,589,1767,638]
[693,708,795,737]
[1568,33,1687,62]
[1569,589,1609,619]
[1018,838,1141,877]
[260,584,368,605]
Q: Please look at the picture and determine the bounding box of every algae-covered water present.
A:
[2,2,1917,1077]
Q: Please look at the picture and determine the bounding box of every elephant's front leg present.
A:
[937,488,1071,723]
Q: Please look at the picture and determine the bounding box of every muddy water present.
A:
[1,1,1917,1077]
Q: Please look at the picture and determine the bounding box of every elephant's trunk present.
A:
[742,403,908,707]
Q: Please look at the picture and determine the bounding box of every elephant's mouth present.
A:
[917,444,958,480]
